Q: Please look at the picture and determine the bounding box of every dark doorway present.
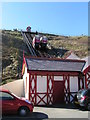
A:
[53,81,64,104]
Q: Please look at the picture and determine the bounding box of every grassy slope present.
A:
[2,30,29,85]
[48,35,88,58]
[2,30,88,85]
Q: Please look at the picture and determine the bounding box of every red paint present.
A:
[53,81,64,104]
[83,65,90,74]
[63,75,70,103]
[28,70,79,76]
[0,89,33,115]
[47,75,54,105]
[37,94,47,105]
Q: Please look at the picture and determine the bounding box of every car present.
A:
[74,88,90,110]
[26,26,31,32]
[40,36,48,49]
[32,35,40,49]
[0,89,34,116]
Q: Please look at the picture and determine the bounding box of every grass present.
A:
[2,30,29,85]
[1,30,88,85]
[48,35,88,58]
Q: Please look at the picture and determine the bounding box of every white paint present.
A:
[25,67,27,74]
[37,76,47,92]
[23,67,28,98]
[70,76,78,92]
[32,79,35,90]
[49,80,52,90]
[0,79,24,97]
[54,76,63,81]
[65,80,68,89]
[27,73,29,100]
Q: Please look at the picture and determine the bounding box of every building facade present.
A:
[22,56,86,105]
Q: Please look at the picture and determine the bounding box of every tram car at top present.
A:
[32,35,40,49]
[26,26,31,32]
[40,36,48,49]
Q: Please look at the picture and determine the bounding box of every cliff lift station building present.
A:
[22,56,89,106]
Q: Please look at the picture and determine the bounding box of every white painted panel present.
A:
[27,73,29,99]
[70,76,78,92]
[37,94,47,105]
[54,76,63,81]
[65,80,68,89]
[37,76,47,92]
[25,67,27,74]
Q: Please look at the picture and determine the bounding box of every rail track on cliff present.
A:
[21,31,56,58]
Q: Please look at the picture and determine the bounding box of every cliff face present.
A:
[2,30,88,85]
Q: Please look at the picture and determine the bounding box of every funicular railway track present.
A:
[21,31,37,56]
[21,31,53,58]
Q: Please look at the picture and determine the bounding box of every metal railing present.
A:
[21,31,36,56]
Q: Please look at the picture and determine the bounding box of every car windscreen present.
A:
[78,89,87,96]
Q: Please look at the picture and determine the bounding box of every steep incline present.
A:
[2,30,88,85]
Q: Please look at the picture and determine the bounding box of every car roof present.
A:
[0,88,10,93]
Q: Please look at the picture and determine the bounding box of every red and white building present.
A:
[22,55,86,105]
[82,56,90,88]
[66,53,90,89]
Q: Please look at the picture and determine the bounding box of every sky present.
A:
[1,2,88,36]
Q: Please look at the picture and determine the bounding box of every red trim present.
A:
[27,70,79,76]
[83,65,90,74]
[84,71,90,88]
[64,75,70,103]
[37,94,47,105]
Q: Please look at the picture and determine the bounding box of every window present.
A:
[0,92,14,100]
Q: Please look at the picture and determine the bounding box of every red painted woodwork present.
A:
[37,93,47,105]
[28,71,79,76]
[64,75,70,103]
[53,81,64,104]
[29,74,36,105]
[22,54,85,105]
[85,72,90,88]
[47,75,54,105]
[83,65,90,88]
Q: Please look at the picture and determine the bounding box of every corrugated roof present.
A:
[25,57,85,72]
